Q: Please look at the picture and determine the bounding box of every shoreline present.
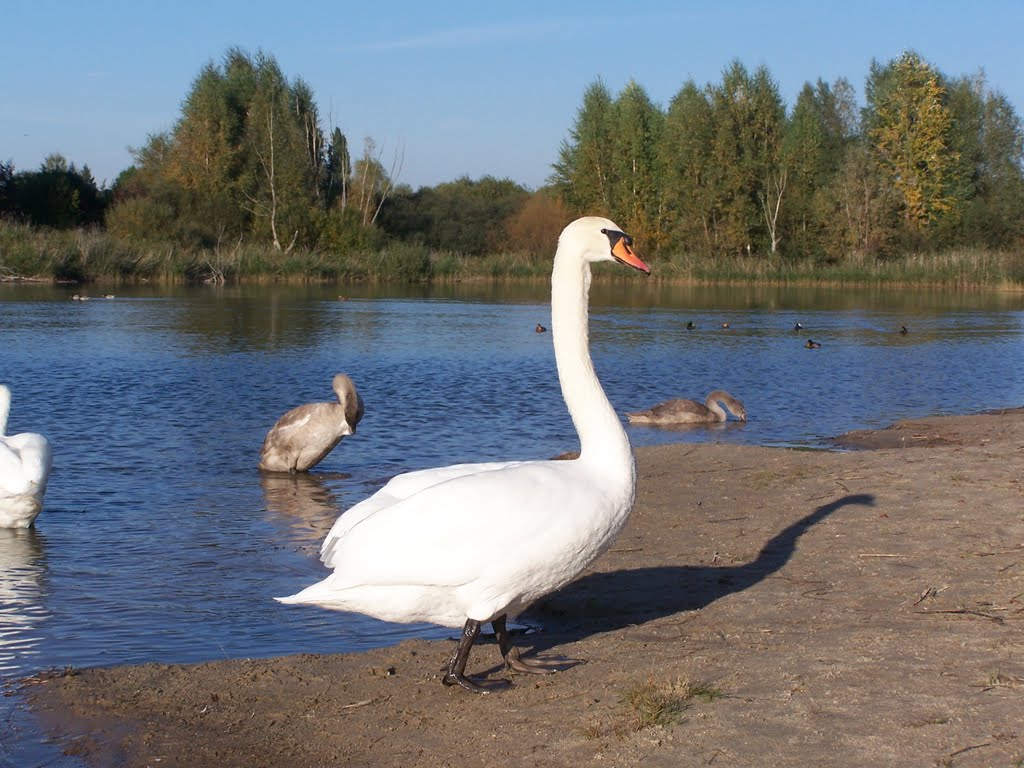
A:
[25,408,1024,767]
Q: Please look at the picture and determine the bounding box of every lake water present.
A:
[1,279,1023,764]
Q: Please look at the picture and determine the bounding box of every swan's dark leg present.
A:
[492,615,585,675]
[442,619,509,693]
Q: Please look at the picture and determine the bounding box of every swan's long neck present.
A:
[704,393,727,422]
[550,251,632,467]
[0,386,10,436]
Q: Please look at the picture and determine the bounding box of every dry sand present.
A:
[25,409,1024,767]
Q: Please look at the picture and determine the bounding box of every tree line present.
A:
[0,155,108,229]
[2,47,1023,281]
[553,51,1024,260]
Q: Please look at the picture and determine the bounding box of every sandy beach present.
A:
[26,409,1024,767]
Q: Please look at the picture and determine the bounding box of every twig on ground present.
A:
[340,699,376,711]
[913,607,1005,624]
[858,553,902,558]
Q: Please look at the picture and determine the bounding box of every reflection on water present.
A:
[0,529,48,675]
[260,472,346,548]
[631,419,749,436]
[6,278,1024,313]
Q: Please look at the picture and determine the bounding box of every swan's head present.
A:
[558,217,650,274]
[331,374,364,433]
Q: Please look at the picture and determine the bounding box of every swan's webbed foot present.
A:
[442,670,511,693]
[442,619,510,694]
[492,615,585,676]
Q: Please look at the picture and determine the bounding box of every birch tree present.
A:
[350,137,404,227]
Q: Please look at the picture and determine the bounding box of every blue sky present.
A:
[4,1,1022,190]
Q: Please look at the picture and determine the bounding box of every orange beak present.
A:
[612,238,650,275]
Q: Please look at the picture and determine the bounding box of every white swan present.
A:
[278,216,650,692]
[627,389,747,425]
[259,374,364,473]
[0,385,53,528]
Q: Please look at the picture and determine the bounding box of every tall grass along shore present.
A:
[2,222,1023,288]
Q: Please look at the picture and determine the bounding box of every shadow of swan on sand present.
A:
[521,493,875,650]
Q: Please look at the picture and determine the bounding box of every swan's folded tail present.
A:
[275,580,331,605]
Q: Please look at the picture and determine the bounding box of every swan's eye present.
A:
[602,228,629,249]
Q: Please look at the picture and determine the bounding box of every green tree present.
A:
[241,56,319,250]
[783,84,826,254]
[11,154,106,229]
[660,80,716,254]
[943,75,1024,247]
[112,48,330,250]
[106,135,187,243]
[977,89,1024,245]
[324,127,352,210]
[291,78,326,204]
[748,66,787,254]
[704,61,786,255]
[349,137,404,228]
[608,80,665,249]
[783,78,858,256]
[819,141,898,258]
[551,79,615,214]
[0,161,16,215]
[379,176,528,255]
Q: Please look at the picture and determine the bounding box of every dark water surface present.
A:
[1,280,1022,764]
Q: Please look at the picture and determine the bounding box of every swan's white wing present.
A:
[319,460,527,564]
[331,462,570,581]
[0,434,51,495]
[0,442,29,495]
[297,461,602,600]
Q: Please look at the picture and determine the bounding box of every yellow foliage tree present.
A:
[866,51,960,228]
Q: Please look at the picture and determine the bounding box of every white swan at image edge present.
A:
[0,385,53,529]
[277,216,651,692]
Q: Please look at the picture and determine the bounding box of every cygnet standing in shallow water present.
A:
[259,374,364,473]
[277,217,651,693]
[0,384,53,528]
[627,389,747,425]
